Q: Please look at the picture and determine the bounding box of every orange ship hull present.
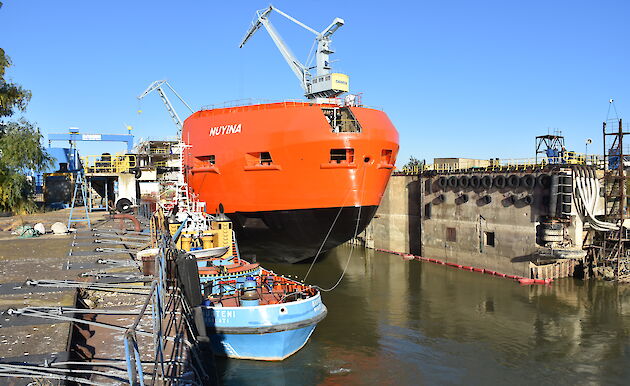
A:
[183,102,399,263]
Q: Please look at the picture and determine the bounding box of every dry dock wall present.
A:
[361,170,587,278]
[360,175,421,255]
[420,173,544,277]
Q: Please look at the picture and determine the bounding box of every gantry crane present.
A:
[239,5,349,101]
[137,80,194,136]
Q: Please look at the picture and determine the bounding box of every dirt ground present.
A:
[0,208,109,240]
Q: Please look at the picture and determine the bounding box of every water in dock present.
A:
[215,244,630,385]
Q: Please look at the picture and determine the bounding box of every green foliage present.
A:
[0,120,52,171]
[0,120,52,212]
[403,156,423,169]
[0,49,32,118]
[0,171,35,213]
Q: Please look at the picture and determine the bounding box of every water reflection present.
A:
[215,244,630,385]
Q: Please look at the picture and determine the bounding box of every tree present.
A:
[0,120,51,212]
[0,49,32,118]
[402,156,424,170]
[0,3,52,212]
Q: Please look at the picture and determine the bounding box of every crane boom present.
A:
[239,5,349,100]
[137,80,194,136]
[240,7,309,93]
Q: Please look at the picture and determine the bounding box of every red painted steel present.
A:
[182,102,399,214]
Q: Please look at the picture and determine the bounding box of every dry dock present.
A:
[358,164,597,282]
[0,209,212,385]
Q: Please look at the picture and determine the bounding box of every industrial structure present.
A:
[44,128,139,215]
[240,5,349,101]
[137,80,194,136]
[359,116,630,283]
[599,117,630,281]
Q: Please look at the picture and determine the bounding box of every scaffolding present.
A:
[602,118,630,282]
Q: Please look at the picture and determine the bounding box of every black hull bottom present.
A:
[227,206,378,264]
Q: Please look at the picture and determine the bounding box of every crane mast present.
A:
[239,5,349,101]
[137,80,194,136]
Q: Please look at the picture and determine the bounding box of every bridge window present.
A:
[330,148,354,164]
[260,152,272,165]
[381,149,393,164]
[197,155,215,165]
[246,152,274,166]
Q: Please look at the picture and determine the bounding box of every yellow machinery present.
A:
[170,216,234,260]
[81,153,137,174]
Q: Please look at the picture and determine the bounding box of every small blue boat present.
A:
[173,211,327,360]
[197,263,327,360]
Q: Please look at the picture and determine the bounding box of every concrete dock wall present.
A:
[361,169,587,278]
[421,172,546,277]
[361,175,421,254]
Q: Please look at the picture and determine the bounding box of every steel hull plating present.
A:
[229,205,378,263]
[183,102,399,263]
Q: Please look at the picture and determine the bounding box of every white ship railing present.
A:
[199,96,382,111]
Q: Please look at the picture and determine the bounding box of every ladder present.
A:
[67,172,91,229]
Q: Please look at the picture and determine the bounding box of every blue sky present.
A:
[2,0,629,164]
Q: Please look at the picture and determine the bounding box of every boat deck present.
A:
[207,280,315,307]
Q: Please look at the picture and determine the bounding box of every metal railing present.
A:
[82,153,137,174]
[150,147,170,155]
[123,243,167,386]
[199,96,382,112]
[396,154,606,175]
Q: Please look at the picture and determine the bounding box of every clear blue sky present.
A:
[3,0,629,164]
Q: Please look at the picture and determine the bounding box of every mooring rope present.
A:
[26,279,151,295]
[302,177,355,282]
[305,164,368,291]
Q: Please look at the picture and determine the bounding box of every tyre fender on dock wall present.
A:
[494,175,507,189]
[520,174,535,190]
[507,175,520,189]
[459,175,470,189]
[480,175,492,189]
[456,194,469,204]
[479,195,492,205]
[470,175,481,189]
[447,176,458,189]
[520,195,533,205]
[538,174,551,188]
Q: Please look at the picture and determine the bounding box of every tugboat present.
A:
[173,208,327,360]
[199,269,327,361]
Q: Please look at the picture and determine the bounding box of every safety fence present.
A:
[396,154,605,175]
[82,153,137,174]
[2,213,208,385]
[199,95,380,112]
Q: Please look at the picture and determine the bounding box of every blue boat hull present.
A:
[209,324,317,360]
[201,293,326,360]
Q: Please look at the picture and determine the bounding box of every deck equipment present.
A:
[240,5,349,101]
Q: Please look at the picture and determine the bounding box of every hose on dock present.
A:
[573,167,618,231]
